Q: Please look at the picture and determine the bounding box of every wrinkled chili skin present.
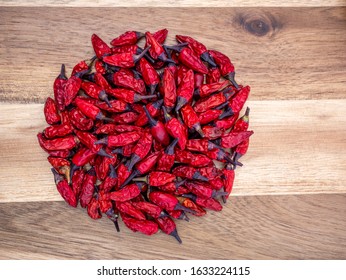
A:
[219,130,254,148]
[37,133,77,151]
[116,201,146,220]
[92,33,112,59]
[121,213,158,235]
[44,97,61,125]
[69,108,94,131]
[149,191,178,211]
[162,68,177,112]
[228,86,251,114]
[80,168,96,208]
[109,183,143,202]
[132,201,162,219]
[149,171,175,186]
[178,47,208,74]
[52,169,77,207]
[110,31,144,47]
[135,151,161,174]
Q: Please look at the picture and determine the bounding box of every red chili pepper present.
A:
[178,47,208,74]
[44,97,61,125]
[209,49,239,88]
[53,64,67,111]
[175,149,212,167]
[121,213,158,235]
[110,31,144,47]
[147,171,175,186]
[74,97,114,122]
[108,88,155,104]
[112,111,139,124]
[149,191,194,213]
[48,149,71,158]
[95,131,141,148]
[93,72,112,91]
[182,193,222,211]
[195,80,229,98]
[99,164,118,193]
[162,68,177,112]
[206,67,221,84]
[156,179,186,193]
[71,148,95,168]
[110,68,146,95]
[135,99,163,127]
[186,138,217,153]
[176,34,216,67]
[79,168,96,208]
[145,31,169,62]
[132,201,163,219]
[43,122,73,139]
[228,86,251,114]
[177,197,206,216]
[87,197,101,219]
[142,106,170,146]
[69,108,94,131]
[202,125,224,140]
[138,57,160,95]
[213,112,239,130]
[205,148,238,166]
[116,201,146,220]
[111,143,136,158]
[214,130,254,149]
[222,164,235,202]
[193,90,234,113]
[64,71,88,107]
[180,104,204,137]
[156,216,182,243]
[172,165,209,182]
[71,57,94,76]
[37,133,78,151]
[162,107,187,150]
[51,168,77,207]
[185,181,226,199]
[95,99,130,114]
[126,131,152,170]
[156,138,178,172]
[167,209,189,221]
[96,150,117,181]
[109,182,145,202]
[81,81,111,106]
[103,46,149,68]
[198,109,223,125]
[72,169,85,200]
[91,33,112,59]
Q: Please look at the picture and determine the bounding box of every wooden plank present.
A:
[0,194,345,259]
[0,1,345,7]
[0,7,345,102]
[0,100,345,203]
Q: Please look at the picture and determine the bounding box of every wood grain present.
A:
[1,194,345,259]
[1,7,346,103]
[0,100,345,203]
[0,0,345,7]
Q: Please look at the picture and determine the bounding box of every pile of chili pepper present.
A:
[38,29,253,243]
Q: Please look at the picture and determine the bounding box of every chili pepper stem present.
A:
[192,171,209,182]
[134,94,156,102]
[126,154,141,172]
[174,203,196,214]
[133,46,151,64]
[212,190,229,198]
[98,90,112,107]
[69,163,80,183]
[170,229,182,244]
[143,106,157,126]
[225,72,239,89]
[162,106,172,122]
[95,112,114,123]
[174,96,187,113]
[194,123,205,138]
[149,84,157,95]
[165,138,179,155]
[94,137,108,145]
[119,169,140,189]
[200,52,217,67]
[58,64,66,79]
[97,148,114,158]
[218,108,234,120]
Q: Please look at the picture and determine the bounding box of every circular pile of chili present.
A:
[37,29,253,243]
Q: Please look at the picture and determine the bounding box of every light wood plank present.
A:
[0,194,345,259]
[0,100,345,203]
[0,7,345,102]
[0,1,345,7]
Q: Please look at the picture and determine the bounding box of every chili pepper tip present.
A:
[170,229,182,244]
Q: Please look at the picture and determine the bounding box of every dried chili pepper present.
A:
[162,107,187,149]
[145,31,171,62]
[52,168,77,207]
[180,104,204,137]
[162,68,177,112]
[121,213,158,235]
[44,97,61,125]
[37,133,78,151]
[228,85,251,115]
[53,64,67,111]
[132,201,164,219]
[143,106,170,146]
[177,197,206,216]
[209,49,239,88]
[156,216,182,243]
[80,168,96,208]
[116,201,146,220]
[176,34,216,67]
[175,69,195,112]
[194,80,229,98]
[107,88,155,104]
[103,46,150,68]
[213,130,254,149]
[135,99,163,127]
[193,90,234,113]
[110,31,144,47]
[81,81,111,106]
[175,149,212,167]
[138,57,160,95]
[69,108,94,131]
[206,67,221,84]
[109,182,146,202]
[149,191,194,213]
[182,193,222,211]
[156,138,178,172]
[91,33,112,59]
[185,181,227,199]
[127,131,153,170]
[172,165,209,182]
[95,131,141,147]
[110,68,146,95]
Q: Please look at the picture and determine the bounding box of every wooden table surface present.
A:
[0,1,345,260]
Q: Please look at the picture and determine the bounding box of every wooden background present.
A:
[0,1,345,259]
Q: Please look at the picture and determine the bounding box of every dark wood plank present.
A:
[0,7,345,103]
[1,194,345,259]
